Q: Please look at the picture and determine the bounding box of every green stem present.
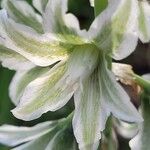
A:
[134,74,150,94]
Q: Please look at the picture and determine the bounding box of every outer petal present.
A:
[98,56,143,123]
[33,0,48,14]
[0,10,72,67]
[9,67,50,105]
[73,72,109,150]
[0,39,34,70]
[89,0,138,60]
[0,121,57,147]
[12,133,54,150]
[2,0,43,33]
[45,126,77,150]
[138,0,150,43]
[12,45,99,121]
[43,0,86,36]
[129,74,150,150]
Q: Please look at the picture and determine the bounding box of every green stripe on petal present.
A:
[73,71,109,150]
[12,133,54,150]
[89,0,138,60]
[129,74,150,150]
[138,0,150,43]
[0,39,35,70]
[0,121,58,147]
[0,10,76,67]
[45,126,77,150]
[2,0,43,33]
[43,0,85,36]
[33,0,48,14]
[12,45,99,121]
[9,66,50,105]
[98,55,143,123]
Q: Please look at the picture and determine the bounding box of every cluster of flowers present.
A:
[0,0,150,149]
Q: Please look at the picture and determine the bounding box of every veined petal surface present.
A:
[2,0,43,33]
[33,0,48,14]
[0,121,57,147]
[73,54,142,150]
[43,0,86,37]
[9,66,50,105]
[88,0,138,60]
[12,45,99,121]
[0,39,34,70]
[0,10,75,67]
[73,71,109,150]
[99,56,142,123]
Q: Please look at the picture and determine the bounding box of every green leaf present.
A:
[2,0,43,33]
[94,0,108,17]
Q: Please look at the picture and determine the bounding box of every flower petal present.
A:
[45,126,77,150]
[0,39,34,70]
[43,0,85,36]
[138,0,150,43]
[89,0,94,7]
[73,72,109,150]
[89,0,138,60]
[99,56,143,123]
[9,66,50,105]
[12,133,53,150]
[0,121,57,147]
[2,0,43,33]
[0,10,72,67]
[12,45,99,121]
[129,74,150,150]
[33,0,48,14]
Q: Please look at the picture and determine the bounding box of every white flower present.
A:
[0,0,147,149]
[0,115,77,150]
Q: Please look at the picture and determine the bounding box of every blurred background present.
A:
[0,0,150,149]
